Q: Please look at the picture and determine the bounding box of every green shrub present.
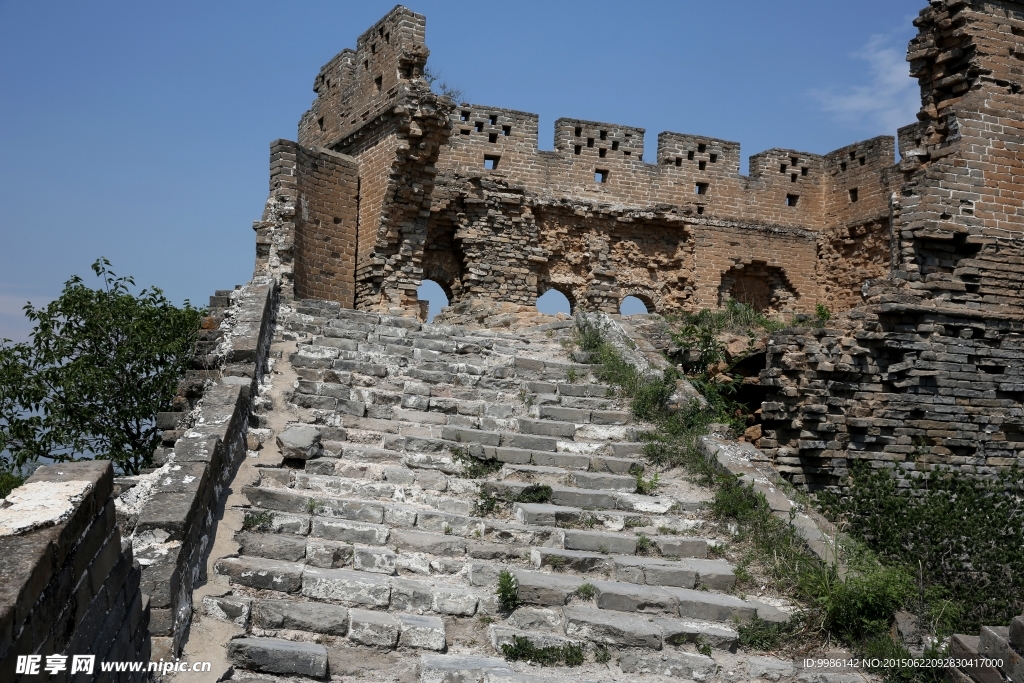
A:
[0,467,25,499]
[738,617,802,650]
[635,533,652,554]
[634,471,660,495]
[515,484,552,504]
[451,446,503,478]
[242,510,274,532]
[501,636,584,667]
[575,583,596,599]
[594,645,611,663]
[496,570,520,611]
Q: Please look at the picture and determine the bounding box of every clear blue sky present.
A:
[0,0,923,337]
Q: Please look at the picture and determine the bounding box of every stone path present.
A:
[180,300,871,682]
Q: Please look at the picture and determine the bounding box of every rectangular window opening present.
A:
[623,150,630,156]
[696,206,705,215]
[489,133,498,143]
[849,188,859,202]
[587,138,594,148]
[699,160,707,170]
[600,130,608,140]
[460,111,470,121]
[363,60,369,71]
[687,150,695,160]
[475,122,484,132]
[915,137,922,147]
[790,156,798,166]
[698,143,706,153]
[801,167,808,176]
[840,161,847,171]
[786,194,799,207]
[675,157,682,167]
[695,182,709,195]
[489,114,498,125]
[849,150,857,160]
[371,43,377,54]
[859,156,866,166]
[317,117,324,131]
[709,153,718,163]
[595,169,609,183]
[484,155,500,170]
[574,126,582,137]
[611,141,619,151]
[780,163,788,173]
[599,148,607,158]
[574,145,582,155]
[791,173,797,182]
[460,128,470,135]
[374,75,382,92]
[502,125,511,136]
[385,32,390,43]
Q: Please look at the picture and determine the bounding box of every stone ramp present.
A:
[181,300,869,682]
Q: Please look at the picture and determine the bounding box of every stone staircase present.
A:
[198,300,864,682]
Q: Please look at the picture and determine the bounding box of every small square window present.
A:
[484,155,500,170]
[850,150,857,160]
[489,133,498,143]
[840,161,847,171]
[600,130,608,140]
[611,141,619,151]
[698,143,706,153]
[697,206,705,215]
[574,126,582,137]
[687,151,695,160]
[849,188,859,202]
[623,150,630,156]
[695,182,708,195]
[599,148,607,158]
[780,163,788,173]
[460,128,470,135]
[786,194,799,207]
[709,153,717,163]
[859,156,866,166]
[574,145,582,155]
[699,160,707,170]
[791,173,797,182]
[595,169,609,183]
[460,111,470,121]
[801,167,808,176]
[475,122,484,132]
[587,138,594,148]
[790,156,798,166]
[489,115,498,125]
[502,125,511,136]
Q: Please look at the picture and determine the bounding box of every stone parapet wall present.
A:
[122,279,277,659]
[0,461,149,681]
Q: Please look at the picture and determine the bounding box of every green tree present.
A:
[0,259,203,475]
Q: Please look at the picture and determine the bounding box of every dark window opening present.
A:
[791,173,797,182]
[460,129,470,135]
[849,188,859,202]
[385,32,390,43]
[786,194,799,207]
[489,133,498,143]
[915,137,922,147]
[484,155,500,170]
[695,182,708,195]
[574,126,582,137]
[378,27,383,37]
[859,156,866,166]
[840,161,847,171]
[371,43,377,54]
[697,205,705,215]
[374,75,382,92]
[587,138,594,148]
[599,148,607,158]
[475,122,484,132]
[460,111,470,121]
[612,141,619,151]
[317,117,324,131]
[780,163,788,173]
[698,143,706,153]
[687,150,695,160]
[709,153,718,163]
[790,156,798,166]
[850,150,857,160]
[699,160,707,170]
[363,60,369,71]
[623,151,630,156]
[595,169,609,183]
[600,130,608,140]
[625,132,632,138]
[502,125,511,136]
[675,157,682,167]
[574,145,582,155]
[801,167,808,176]
[489,114,498,125]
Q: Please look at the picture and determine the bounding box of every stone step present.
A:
[486,480,683,514]
[501,464,637,492]
[529,548,735,590]
[215,556,495,616]
[536,405,631,425]
[512,502,652,529]
[211,594,449,652]
[419,654,512,683]
[228,636,329,678]
[561,605,738,651]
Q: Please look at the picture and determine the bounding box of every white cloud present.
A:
[812,32,921,135]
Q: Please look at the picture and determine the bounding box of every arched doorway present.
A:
[417,280,450,322]
[536,289,572,315]
[620,295,651,316]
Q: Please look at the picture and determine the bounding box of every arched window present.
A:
[536,289,572,315]
[619,296,649,315]
[417,280,450,322]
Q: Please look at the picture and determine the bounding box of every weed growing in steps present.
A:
[634,471,660,494]
[595,644,611,663]
[496,570,520,611]
[514,484,552,504]
[575,582,596,599]
[242,510,274,532]
[450,445,503,479]
[501,636,584,667]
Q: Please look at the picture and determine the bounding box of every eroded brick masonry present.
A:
[255,0,1024,487]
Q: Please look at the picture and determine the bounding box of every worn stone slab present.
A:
[228,637,328,677]
[236,532,306,562]
[216,556,303,593]
[276,424,322,460]
[655,535,709,558]
[419,654,512,683]
[512,570,583,606]
[252,598,349,636]
[300,567,390,606]
[619,651,717,679]
[653,615,738,650]
[398,613,446,650]
[348,608,400,647]
[530,547,613,573]
[562,605,662,649]
[613,556,697,588]
[663,587,757,622]
[562,529,637,554]
[312,517,390,545]
[391,529,467,556]
[353,545,397,574]
[591,581,677,614]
